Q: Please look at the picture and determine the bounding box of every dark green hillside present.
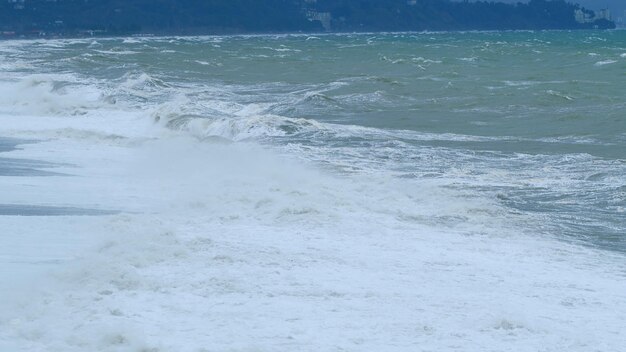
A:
[0,0,615,38]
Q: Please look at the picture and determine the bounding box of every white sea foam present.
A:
[0,74,107,116]
[546,89,574,101]
[594,59,617,66]
[412,56,442,64]
[94,49,139,55]
[1,130,625,352]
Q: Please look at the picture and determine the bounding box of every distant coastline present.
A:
[0,0,616,40]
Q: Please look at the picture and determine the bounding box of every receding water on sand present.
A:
[0,204,118,216]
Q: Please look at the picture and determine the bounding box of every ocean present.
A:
[0,31,625,351]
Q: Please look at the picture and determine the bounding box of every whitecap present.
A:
[412,57,442,64]
[94,49,139,55]
[546,90,574,101]
[594,60,617,66]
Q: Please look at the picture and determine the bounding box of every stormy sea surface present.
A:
[0,31,625,351]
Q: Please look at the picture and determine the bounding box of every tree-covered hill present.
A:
[0,0,320,35]
[315,0,611,31]
[0,0,615,38]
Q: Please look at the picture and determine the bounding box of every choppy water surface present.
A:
[1,31,625,251]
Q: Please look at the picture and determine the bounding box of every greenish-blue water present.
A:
[1,30,624,251]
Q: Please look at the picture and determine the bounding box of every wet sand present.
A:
[0,137,116,216]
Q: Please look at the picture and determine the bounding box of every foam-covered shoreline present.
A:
[1,128,625,351]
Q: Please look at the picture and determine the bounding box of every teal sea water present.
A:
[1,31,624,251]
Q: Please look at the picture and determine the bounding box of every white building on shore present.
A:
[574,8,612,23]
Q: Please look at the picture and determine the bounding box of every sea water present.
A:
[0,31,624,351]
